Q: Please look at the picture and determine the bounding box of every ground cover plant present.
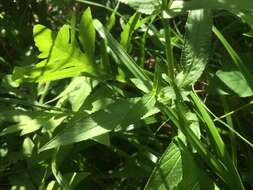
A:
[1,0,253,189]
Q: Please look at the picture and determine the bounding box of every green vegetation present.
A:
[1,0,253,189]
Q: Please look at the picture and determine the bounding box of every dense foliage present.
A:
[1,0,253,189]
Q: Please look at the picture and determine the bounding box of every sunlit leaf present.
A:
[176,9,212,88]
[79,7,96,62]
[40,94,157,151]
[216,70,253,97]
[13,24,103,82]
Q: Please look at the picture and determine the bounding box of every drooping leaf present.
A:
[40,94,158,151]
[176,9,212,88]
[216,70,253,97]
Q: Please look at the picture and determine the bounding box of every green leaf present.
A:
[145,140,216,190]
[48,76,97,111]
[145,142,183,190]
[119,0,161,15]
[0,111,65,136]
[22,137,34,157]
[33,24,56,59]
[0,115,46,136]
[68,77,94,111]
[79,7,96,62]
[13,24,102,82]
[216,70,253,97]
[176,9,212,88]
[120,12,141,51]
[40,95,158,151]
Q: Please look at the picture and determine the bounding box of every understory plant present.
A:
[1,0,253,189]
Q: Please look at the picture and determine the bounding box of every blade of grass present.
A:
[190,91,244,190]
[198,99,253,149]
[221,97,237,166]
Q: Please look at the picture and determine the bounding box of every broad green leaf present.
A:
[176,9,212,88]
[145,140,216,190]
[33,24,55,59]
[0,111,65,136]
[79,7,96,62]
[145,142,183,190]
[49,77,97,111]
[83,98,115,114]
[40,95,157,151]
[13,24,102,82]
[0,115,46,136]
[130,78,151,93]
[216,70,253,97]
[119,0,161,15]
[80,84,119,113]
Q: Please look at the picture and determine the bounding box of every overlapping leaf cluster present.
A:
[1,0,253,189]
